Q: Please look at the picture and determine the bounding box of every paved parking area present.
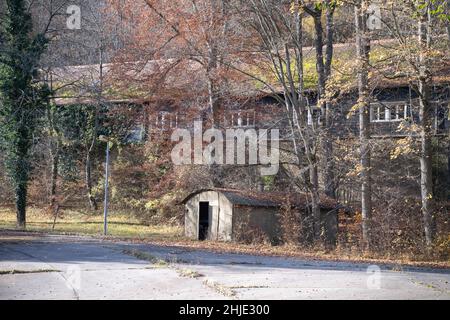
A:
[0,232,449,300]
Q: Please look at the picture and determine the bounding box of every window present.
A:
[291,107,320,126]
[152,111,178,130]
[227,110,256,127]
[307,108,321,126]
[370,103,410,122]
[126,124,144,143]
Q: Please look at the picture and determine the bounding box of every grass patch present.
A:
[147,239,450,269]
[176,268,204,278]
[203,279,236,297]
[0,206,182,241]
[122,249,169,267]
[0,269,59,275]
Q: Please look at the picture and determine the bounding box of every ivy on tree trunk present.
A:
[0,0,49,229]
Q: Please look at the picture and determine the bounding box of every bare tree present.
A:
[232,0,326,243]
[302,0,337,199]
[355,0,372,249]
[417,1,436,246]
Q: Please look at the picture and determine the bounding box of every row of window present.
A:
[154,111,179,129]
[370,103,411,122]
[149,110,257,129]
[227,111,256,127]
[147,102,445,130]
[294,103,413,127]
[304,103,413,125]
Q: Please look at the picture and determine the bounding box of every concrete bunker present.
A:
[182,188,339,245]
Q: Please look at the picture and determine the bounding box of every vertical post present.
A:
[103,141,110,236]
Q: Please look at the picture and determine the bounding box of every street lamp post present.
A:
[99,136,112,236]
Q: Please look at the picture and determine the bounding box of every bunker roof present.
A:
[182,188,338,210]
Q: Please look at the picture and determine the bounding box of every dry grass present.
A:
[176,268,204,278]
[143,239,450,270]
[0,206,183,241]
[0,269,59,275]
[121,249,169,267]
[203,279,236,297]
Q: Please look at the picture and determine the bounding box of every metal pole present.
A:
[103,141,110,236]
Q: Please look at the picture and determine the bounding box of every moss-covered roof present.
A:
[182,188,338,210]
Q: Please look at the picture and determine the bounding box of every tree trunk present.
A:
[323,138,335,198]
[14,138,29,229]
[419,97,436,247]
[418,5,436,246]
[206,54,224,188]
[311,3,336,199]
[446,2,450,41]
[84,46,103,212]
[355,0,372,250]
[16,187,27,229]
[207,76,220,126]
[447,25,450,41]
[310,163,321,241]
[50,148,59,209]
[324,2,335,198]
[447,142,450,200]
[46,72,61,210]
[1,0,49,231]
[292,3,322,243]
[206,45,221,128]
[86,151,98,211]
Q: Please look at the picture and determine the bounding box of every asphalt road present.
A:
[0,231,449,300]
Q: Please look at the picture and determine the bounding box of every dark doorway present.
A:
[199,202,210,241]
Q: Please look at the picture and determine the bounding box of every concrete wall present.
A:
[185,191,337,246]
[321,209,338,247]
[184,191,233,241]
[232,206,280,243]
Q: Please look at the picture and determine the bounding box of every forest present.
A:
[0,0,449,263]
